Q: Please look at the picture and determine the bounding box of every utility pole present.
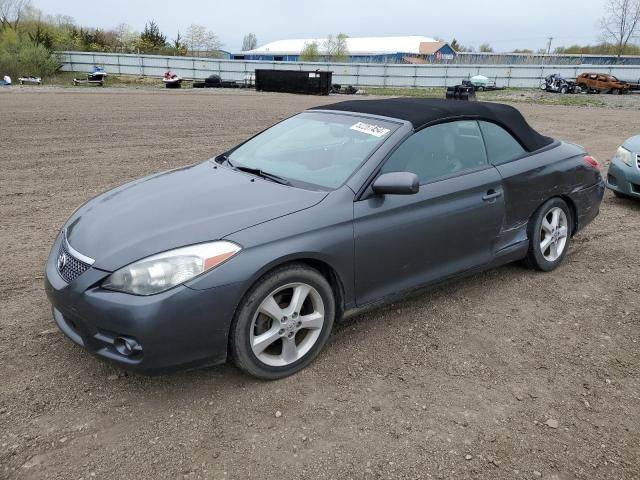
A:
[540,37,553,87]
[545,37,553,55]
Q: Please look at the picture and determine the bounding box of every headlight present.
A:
[102,241,241,295]
[614,146,633,167]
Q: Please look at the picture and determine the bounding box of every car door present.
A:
[353,120,505,306]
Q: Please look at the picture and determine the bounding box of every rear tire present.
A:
[524,198,573,272]
[229,264,335,380]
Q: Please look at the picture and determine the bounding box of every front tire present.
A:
[229,264,335,380]
[525,198,573,272]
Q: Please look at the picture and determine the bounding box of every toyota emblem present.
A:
[57,252,67,271]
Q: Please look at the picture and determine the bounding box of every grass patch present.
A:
[366,87,446,98]
[367,86,608,108]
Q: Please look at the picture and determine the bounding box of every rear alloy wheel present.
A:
[525,198,572,271]
[230,264,335,379]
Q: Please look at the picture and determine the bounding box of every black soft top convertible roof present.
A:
[311,98,553,152]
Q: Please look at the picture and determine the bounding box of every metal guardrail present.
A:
[58,51,640,89]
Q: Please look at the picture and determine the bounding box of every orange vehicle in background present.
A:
[576,73,630,94]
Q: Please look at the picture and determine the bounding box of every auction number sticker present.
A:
[350,122,390,138]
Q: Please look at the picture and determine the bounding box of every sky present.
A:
[34,0,606,52]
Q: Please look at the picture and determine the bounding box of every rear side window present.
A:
[478,121,526,165]
[380,120,488,184]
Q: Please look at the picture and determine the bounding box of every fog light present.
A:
[114,337,141,357]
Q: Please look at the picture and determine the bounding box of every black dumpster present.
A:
[255,69,332,95]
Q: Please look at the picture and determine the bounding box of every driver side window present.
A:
[380,120,488,185]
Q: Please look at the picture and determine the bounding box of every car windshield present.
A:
[225,112,399,189]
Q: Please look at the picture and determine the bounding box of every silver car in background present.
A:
[607,135,640,199]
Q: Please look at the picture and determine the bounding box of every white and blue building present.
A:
[232,36,457,63]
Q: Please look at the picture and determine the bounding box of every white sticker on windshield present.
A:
[350,122,390,138]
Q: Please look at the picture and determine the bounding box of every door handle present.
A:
[482,189,502,201]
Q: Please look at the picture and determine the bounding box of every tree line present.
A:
[0,0,261,78]
[450,0,640,57]
[1,0,638,79]
[299,33,350,62]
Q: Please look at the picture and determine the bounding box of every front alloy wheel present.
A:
[230,264,335,379]
[250,283,325,367]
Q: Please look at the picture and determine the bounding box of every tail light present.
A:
[583,155,600,169]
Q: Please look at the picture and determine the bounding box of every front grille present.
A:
[57,241,91,283]
[636,153,640,169]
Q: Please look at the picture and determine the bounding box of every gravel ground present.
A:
[1,87,639,480]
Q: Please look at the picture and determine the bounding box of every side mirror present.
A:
[372,172,419,196]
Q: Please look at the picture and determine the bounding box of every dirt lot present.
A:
[1,87,639,480]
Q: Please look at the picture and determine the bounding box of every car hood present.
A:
[65,162,328,271]
[622,135,640,153]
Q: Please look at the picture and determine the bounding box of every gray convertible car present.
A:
[606,135,640,199]
[45,98,605,379]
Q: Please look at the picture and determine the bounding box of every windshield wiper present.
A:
[225,158,290,186]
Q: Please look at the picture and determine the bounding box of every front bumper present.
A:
[44,233,246,374]
[606,158,640,199]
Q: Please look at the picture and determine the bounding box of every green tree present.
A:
[479,43,494,53]
[554,42,640,55]
[168,31,187,55]
[113,23,138,53]
[0,23,61,78]
[27,20,53,49]
[299,40,320,61]
[242,32,257,51]
[450,38,473,52]
[184,24,222,57]
[324,32,349,62]
[140,20,166,50]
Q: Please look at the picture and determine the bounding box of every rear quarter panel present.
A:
[494,142,603,250]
